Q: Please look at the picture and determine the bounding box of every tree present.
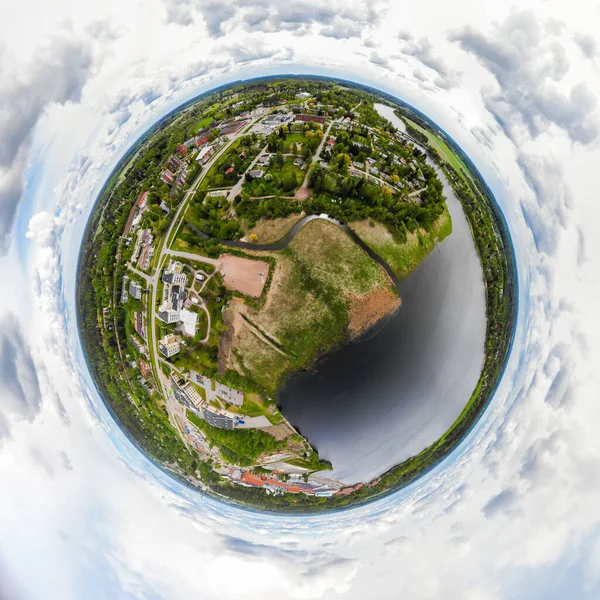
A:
[282,170,297,192]
[274,152,285,168]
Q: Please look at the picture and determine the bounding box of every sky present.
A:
[0,0,599,598]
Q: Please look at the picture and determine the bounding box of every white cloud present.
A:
[0,1,600,599]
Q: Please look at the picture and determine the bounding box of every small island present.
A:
[77,77,515,512]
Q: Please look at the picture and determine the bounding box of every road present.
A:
[146,111,265,403]
[296,119,335,197]
[227,143,268,203]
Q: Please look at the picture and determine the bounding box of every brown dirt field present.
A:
[244,213,304,244]
[216,254,270,298]
[294,185,310,200]
[217,298,245,374]
[347,288,401,339]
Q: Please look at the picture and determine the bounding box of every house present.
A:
[326,138,335,146]
[159,200,170,215]
[225,166,235,175]
[138,191,149,211]
[257,154,270,164]
[158,333,180,358]
[161,169,175,185]
[293,157,304,167]
[177,144,187,155]
[248,169,264,179]
[296,92,311,99]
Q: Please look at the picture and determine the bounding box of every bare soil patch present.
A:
[294,185,310,200]
[348,288,401,339]
[216,254,270,297]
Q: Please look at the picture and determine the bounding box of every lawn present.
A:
[283,132,307,145]
[194,115,214,132]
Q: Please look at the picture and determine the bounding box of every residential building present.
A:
[133,311,145,339]
[130,334,147,356]
[170,376,203,412]
[158,334,181,358]
[248,169,264,179]
[129,280,143,300]
[161,169,175,185]
[296,114,327,125]
[167,155,183,171]
[120,275,129,304]
[157,308,180,324]
[162,260,188,286]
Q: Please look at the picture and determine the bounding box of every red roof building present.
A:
[177,144,187,155]
[296,114,327,125]
[138,191,149,210]
[161,169,175,185]
[225,166,235,175]
[139,360,151,379]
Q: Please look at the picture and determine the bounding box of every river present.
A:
[275,103,487,483]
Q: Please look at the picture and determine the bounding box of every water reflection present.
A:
[277,104,486,483]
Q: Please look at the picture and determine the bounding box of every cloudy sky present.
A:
[1,0,599,598]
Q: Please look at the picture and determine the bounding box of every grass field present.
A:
[283,132,307,146]
[350,207,453,279]
[243,214,304,244]
[194,115,214,132]
[227,219,398,393]
[404,116,473,186]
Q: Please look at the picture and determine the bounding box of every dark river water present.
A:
[276,104,487,483]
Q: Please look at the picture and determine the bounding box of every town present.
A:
[79,79,452,507]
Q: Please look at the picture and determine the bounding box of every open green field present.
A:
[194,115,214,131]
[350,207,453,279]
[283,132,307,145]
